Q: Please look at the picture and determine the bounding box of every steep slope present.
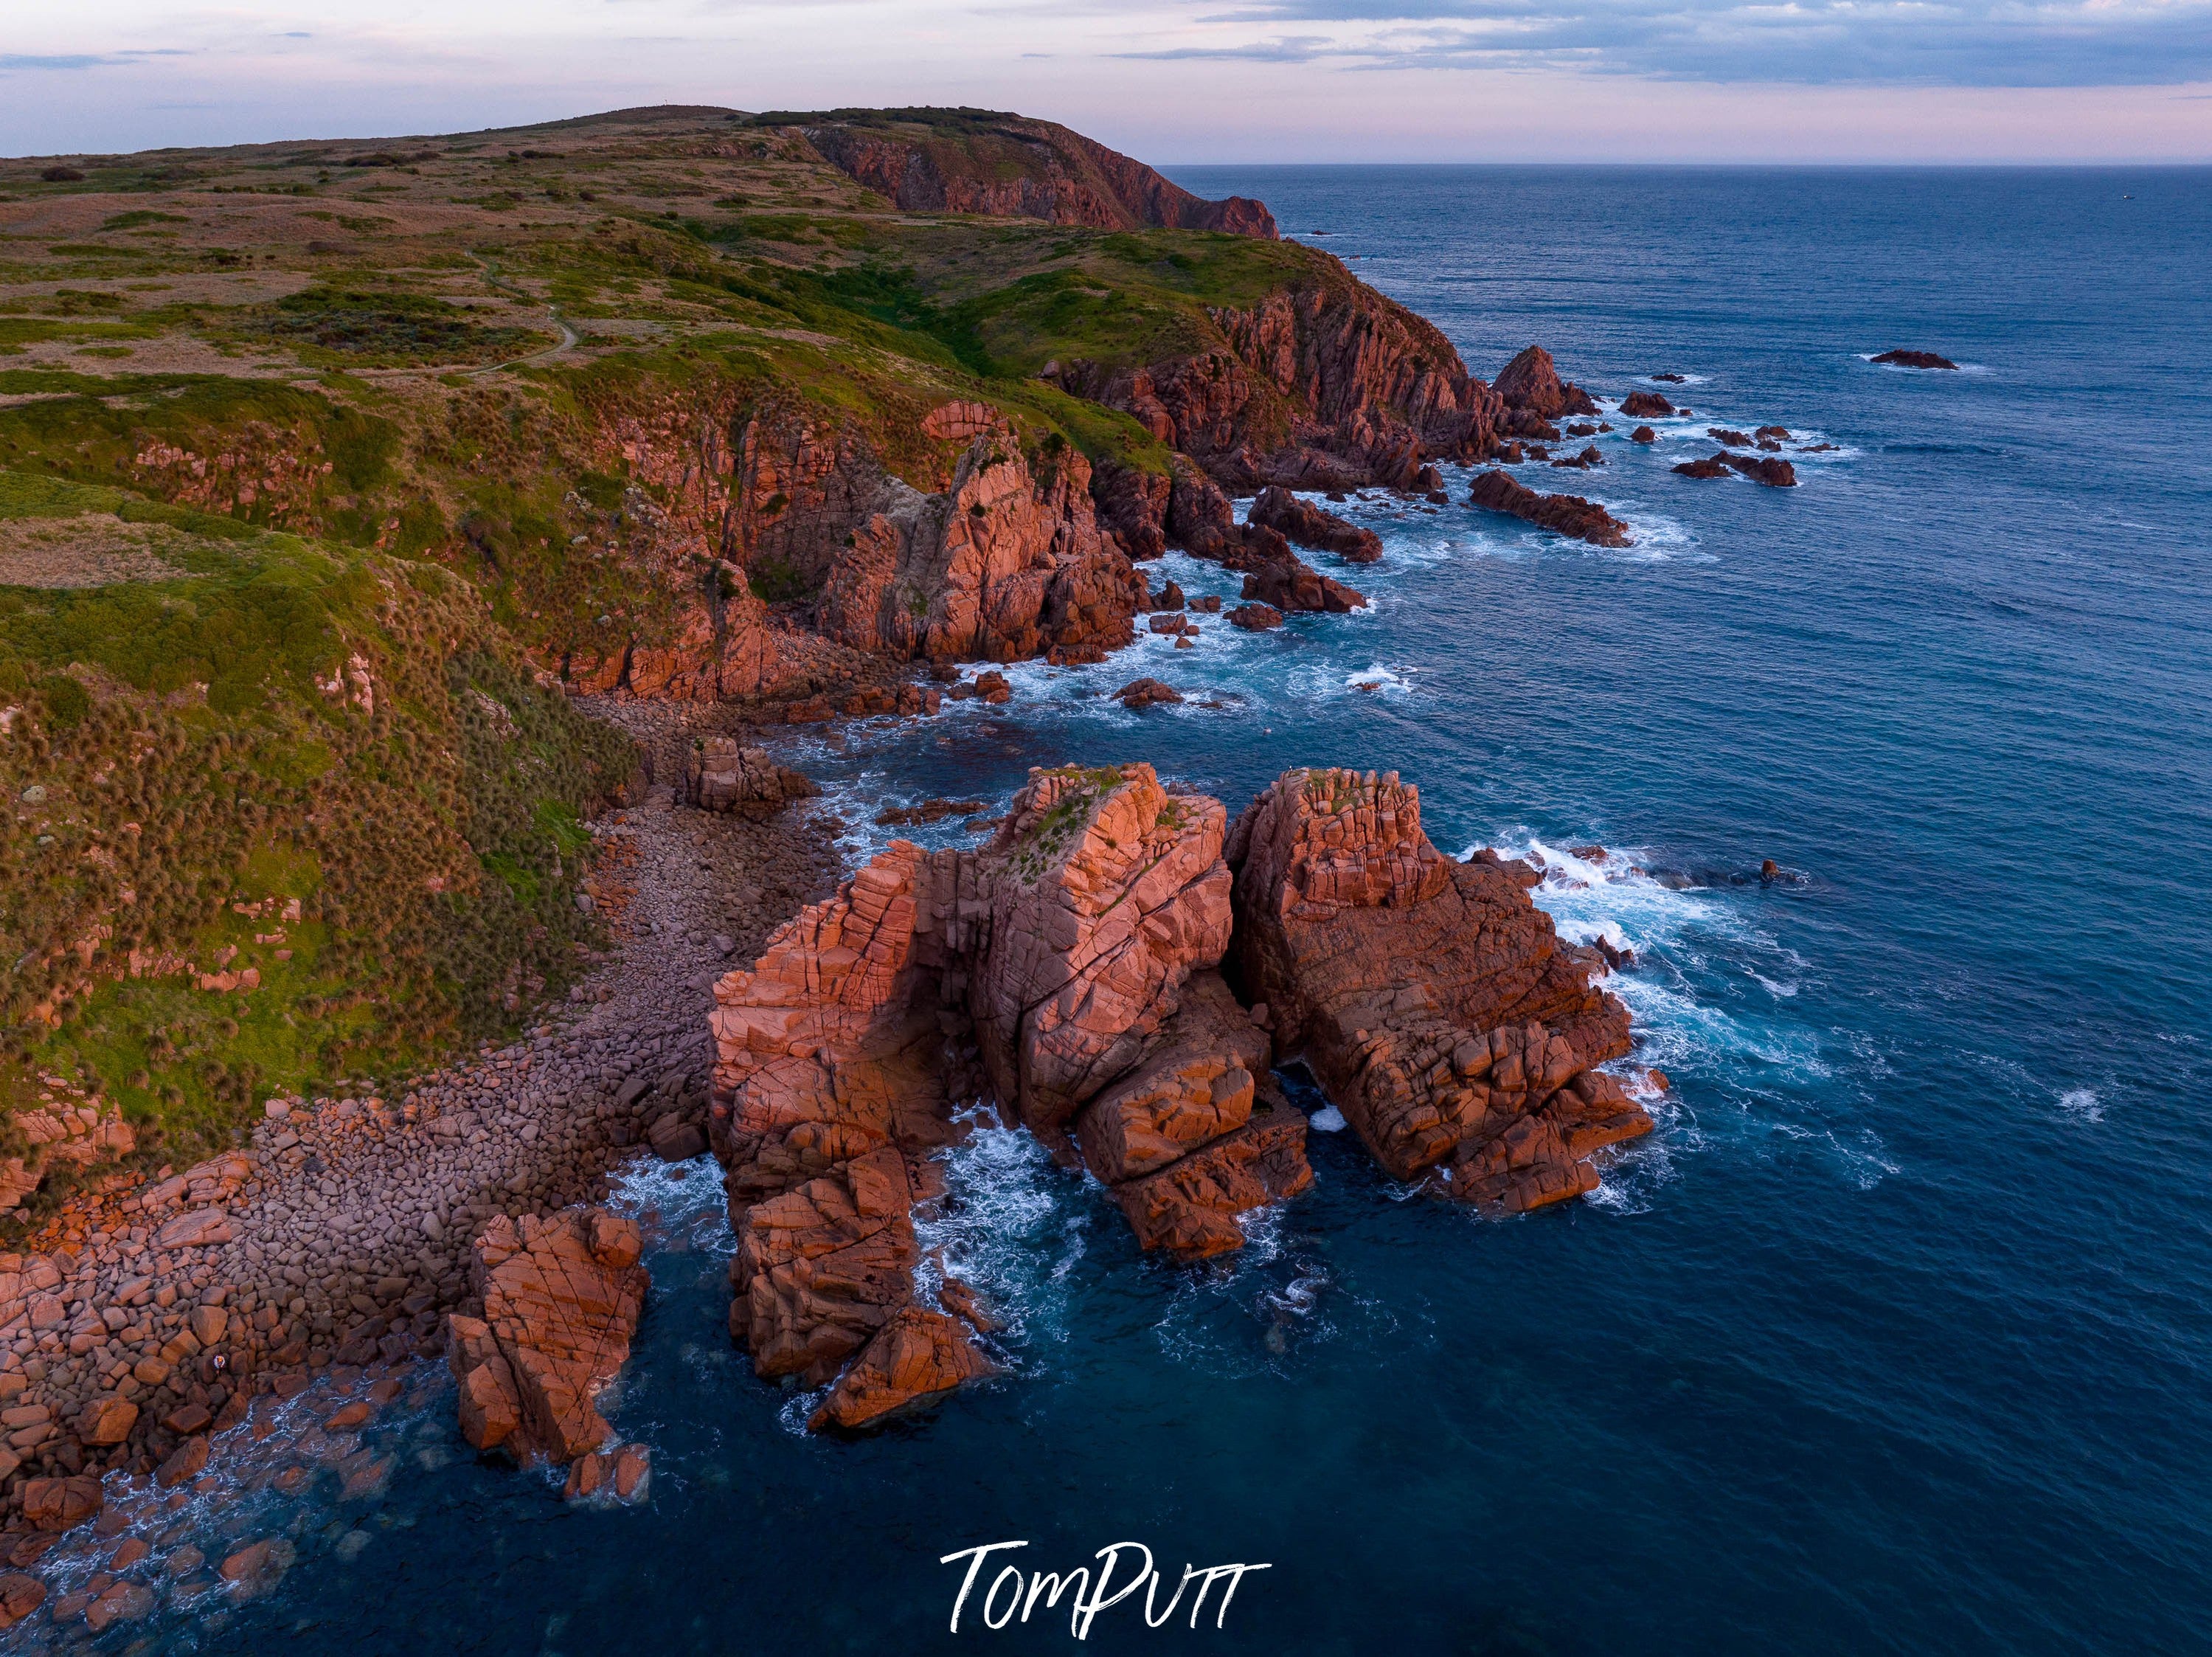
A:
[0,469,637,1208]
[780,107,1277,237]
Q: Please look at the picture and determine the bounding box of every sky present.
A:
[3,1,2209,165]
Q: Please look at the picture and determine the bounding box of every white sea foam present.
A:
[913,1104,1088,1358]
[1309,1103,1348,1132]
[2059,1087,2105,1122]
[1467,831,1871,1190]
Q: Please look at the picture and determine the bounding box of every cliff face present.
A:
[795,111,1277,238]
[552,391,1145,701]
[1053,272,1507,496]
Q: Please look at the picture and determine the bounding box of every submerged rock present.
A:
[1871,348,1958,370]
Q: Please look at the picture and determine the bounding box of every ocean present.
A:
[131,167,2212,1653]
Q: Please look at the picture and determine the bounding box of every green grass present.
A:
[0,471,637,1206]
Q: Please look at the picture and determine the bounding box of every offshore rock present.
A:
[1871,348,1958,370]
[1241,553,1367,615]
[727,1146,925,1386]
[1224,767,1645,1214]
[709,763,1283,1425]
[1467,469,1630,548]
[448,1208,648,1466]
[1247,485,1384,564]
[1618,390,1676,418]
[1724,454,1798,487]
[1494,346,1600,421]
[967,765,1233,1138]
[811,1305,999,1432]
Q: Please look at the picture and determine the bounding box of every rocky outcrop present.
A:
[1494,346,1600,422]
[1073,971,1311,1257]
[1467,469,1630,548]
[1618,391,1675,418]
[1241,555,1367,615]
[708,763,1308,1425]
[705,760,1651,1429]
[1224,768,1646,1214]
[1724,454,1797,487]
[685,739,818,814]
[795,112,1276,238]
[811,1305,999,1432]
[1247,486,1382,564]
[817,433,1145,665]
[1871,349,1958,370]
[1089,459,1171,559]
[1673,453,1797,487]
[1054,275,1508,497]
[1156,462,1365,612]
[555,395,1148,702]
[447,1208,648,1467]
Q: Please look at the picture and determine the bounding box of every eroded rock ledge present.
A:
[706,763,1649,1432]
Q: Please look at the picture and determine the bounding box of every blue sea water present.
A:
[94,168,2212,1654]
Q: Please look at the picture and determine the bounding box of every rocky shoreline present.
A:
[0,705,845,1628]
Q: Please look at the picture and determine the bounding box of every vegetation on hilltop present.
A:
[0,103,1388,1204]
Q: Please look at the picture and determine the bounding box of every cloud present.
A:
[0,54,128,71]
[1128,0,2212,86]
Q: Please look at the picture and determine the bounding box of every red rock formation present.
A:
[966,766,1234,1138]
[1871,349,1958,370]
[1672,455,1733,480]
[1724,454,1798,487]
[811,1305,999,1431]
[728,1144,928,1384]
[1112,1087,1311,1256]
[708,842,960,1207]
[1618,391,1675,418]
[1241,556,1367,615]
[1467,469,1631,548]
[1228,602,1284,631]
[817,433,1144,665]
[1055,275,1508,497]
[1089,458,1171,558]
[1247,485,1383,564]
[794,112,1277,238]
[1494,346,1600,421]
[1224,768,1646,1214]
[1074,972,1311,1258]
[447,1208,648,1466]
[686,738,819,814]
[707,762,1308,1424]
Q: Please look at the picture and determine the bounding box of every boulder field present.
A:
[707,763,1648,1431]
